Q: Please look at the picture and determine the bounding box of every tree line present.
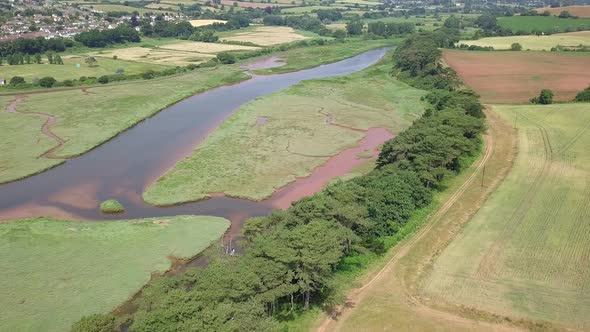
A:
[72,28,486,332]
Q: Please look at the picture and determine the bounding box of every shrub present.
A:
[530,89,554,104]
[71,313,116,332]
[574,85,590,101]
[99,199,124,213]
[62,79,74,87]
[510,42,523,51]
[97,75,109,84]
[142,70,156,79]
[9,76,25,86]
[216,52,236,64]
[38,76,57,88]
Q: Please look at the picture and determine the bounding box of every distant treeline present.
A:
[73,28,486,332]
[0,37,74,57]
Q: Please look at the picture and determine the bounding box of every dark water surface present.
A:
[0,48,389,234]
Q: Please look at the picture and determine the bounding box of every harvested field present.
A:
[424,103,590,330]
[188,19,227,27]
[536,5,590,17]
[90,47,212,66]
[159,40,259,53]
[458,30,590,50]
[0,215,229,332]
[82,4,170,14]
[443,49,590,103]
[199,0,291,7]
[220,26,311,46]
[143,55,426,205]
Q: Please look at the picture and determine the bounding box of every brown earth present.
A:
[313,108,551,331]
[536,5,590,17]
[443,50,590,103]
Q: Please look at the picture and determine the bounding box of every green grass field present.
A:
[0,56,167,82]
[0,215,229,332]
[424,103,590,330]
[458,31,590,50]
[0,66,248,184]
[82,4,171,14]
[254,38,397,74]
[498,15,590,33]
[143,53,426,205]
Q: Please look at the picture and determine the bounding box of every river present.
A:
[0,48,390,240]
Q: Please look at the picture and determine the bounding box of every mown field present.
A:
[143,53,426,205]
[443,49,590,103]
[0,55,166,82]
[458,30,590,50]
[498,15,590,33]
[219,26,315,46]
[424,103,590,330]
[0,65,248,184]
[536,5,590,18]
[0,215,229,332]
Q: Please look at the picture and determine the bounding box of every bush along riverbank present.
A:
[75,28,486,332]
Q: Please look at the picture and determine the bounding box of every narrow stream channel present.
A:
[0,48,390,238]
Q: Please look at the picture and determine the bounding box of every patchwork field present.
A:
[0,215,229,332]
[220,26,312,46]
[458,30,590,50]
[0,55,167,82]
[443,50,590,103]
[536,5,590,18]
[0,66,248,184]
[424,103,590,330]
[143,55,426,205]
[497,15,590,33]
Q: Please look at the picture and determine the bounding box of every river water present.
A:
[0,48,390,237]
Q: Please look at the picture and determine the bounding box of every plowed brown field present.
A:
[443,50,590,103]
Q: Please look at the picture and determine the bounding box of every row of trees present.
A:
[74,25,141,48]
[2,53,63,65]
[0,37,74,57]
[367,21,415,37]
[73,29,486,332]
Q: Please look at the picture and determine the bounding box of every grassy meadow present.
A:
[424,103,590,330]
[0,55,166,82]
[498,15,590,33]
[0,215,229,332]
[143,54,426,205]
[458,30,590,50]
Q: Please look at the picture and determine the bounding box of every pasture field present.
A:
[424,103,590,330]
[458,30,590,50]
[497,15,590,33]
[0,55,167,82]
[0,215,229,332]
[253,38,397,74]
[443,49,590,103]
[0,65,248,183]
[282,5,348,13]
[536,5,590,17]
[188,19,227,27]
[82,4,171,14]
[219,26,313,46]
[143,54,426,205]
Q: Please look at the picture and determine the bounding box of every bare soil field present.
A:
[443,50,590,103]
[220,26,310,46]
[424,103,590,330]
[536,5,590,17]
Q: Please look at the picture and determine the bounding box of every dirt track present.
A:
[315,108,527,332]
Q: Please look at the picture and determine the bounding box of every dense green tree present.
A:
[510,42,522,51]
[574,85,590,102]
[346,19,363,35]
[531,89,554,104]
[71,313,115,332]
[9,76,25,86]
[38,76,57,88]
[217,52,236,64]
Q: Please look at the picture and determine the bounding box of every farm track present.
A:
[6,96,66,159]
[316,108,524,332]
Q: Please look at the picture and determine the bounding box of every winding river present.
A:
[0,48,390,240]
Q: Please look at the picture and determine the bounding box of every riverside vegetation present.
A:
[76,27,487,331]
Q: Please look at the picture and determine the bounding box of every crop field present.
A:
[497,15,590,33]
[253,38,396,74]
[424,103,590,330]
[81,4,171,14]
[536,5,590,17]
[158,40,259,53]
[458,30,590,50]
[0,55,167,82]
[219,26,312,46]
[189,19,227,27]
[90,46,212,66]
[143,55,426,205]
[443,49,590,103]
[0,215,229,332]
[0,66,248,183]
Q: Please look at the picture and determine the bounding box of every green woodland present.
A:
[76,27,486,331]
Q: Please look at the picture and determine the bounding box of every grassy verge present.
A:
[253,38,400,74]
[0,215,229,332]
[143,52,426,205]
